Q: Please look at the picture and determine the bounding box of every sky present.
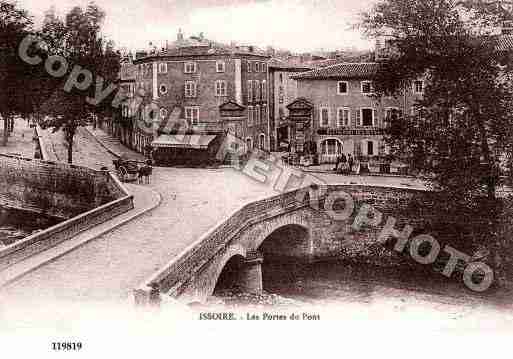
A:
[16,0,377,53]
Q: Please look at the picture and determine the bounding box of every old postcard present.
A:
[1,0,513,357]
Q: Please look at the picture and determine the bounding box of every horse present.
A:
[138,164,153,184]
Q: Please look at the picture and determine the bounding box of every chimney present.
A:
[177,28,184,41]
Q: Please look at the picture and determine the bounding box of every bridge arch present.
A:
[192,244,247,300]
[249,212,312,253]
[258,224,311,260]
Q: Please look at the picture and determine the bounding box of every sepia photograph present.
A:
[1,0,513,356]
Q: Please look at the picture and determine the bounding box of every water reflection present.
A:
[261,259,499,306]
[0,207,61,247]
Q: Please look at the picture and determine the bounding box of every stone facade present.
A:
[289,63,423,165]
[268,62,312,151]
[125,33,270,157]
[0,154,120,219]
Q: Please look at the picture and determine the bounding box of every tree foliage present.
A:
[38,2,121,163]
[0,1,34,145]
[361,0,513,202]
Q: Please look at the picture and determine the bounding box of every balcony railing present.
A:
[317,127,385,136]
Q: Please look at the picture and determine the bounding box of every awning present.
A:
[151,134,217,149]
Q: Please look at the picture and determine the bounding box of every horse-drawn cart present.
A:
[113,157,141,182]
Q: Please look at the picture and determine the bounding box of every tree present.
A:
[0,1,34,145]
[360,0,513,202]
[39,3,120,163]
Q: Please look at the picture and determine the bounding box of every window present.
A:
[262,63,267,72]
[259,134,265,150]
[337,81,348,95]
[367,141,375,156]
[248,106,253,126]
[159,84,168,95]
[158,62,167,73]
[246,138,252,152]
[320,107,330,127]
[262,80,267,101]
[216,61,226,73]
[185,107,199,125]
[413,80,424,94]
[358,108,374,126]
[184,62,197,73]
[248,80,253,102]
[254,80,260,101]
[255,105,260,124]
[262,104,267,122]
[215,80,227,96]
[321,139,342,155]
[185,81,197,98]
[255,62,260,72]
[361,140,377,156]
[337,108,350,127]
[385,107,399,119]
[361,81,374,94]
[279,73,283,83]
[385,107,400,126]
[160,108,168,119]
[278,86,284,104]
[247,60,252,72]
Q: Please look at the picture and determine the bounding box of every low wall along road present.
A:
[0,154,134,271]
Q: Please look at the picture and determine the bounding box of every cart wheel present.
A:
[118,166,128,181]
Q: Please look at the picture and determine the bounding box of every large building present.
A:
[126,31,270,164]
[286,62,423,166]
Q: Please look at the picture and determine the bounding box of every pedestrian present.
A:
[348,154,354,173]
[333,155,341,172]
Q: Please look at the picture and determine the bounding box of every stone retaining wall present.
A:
[0,154,119,219]
[0,154,134,271]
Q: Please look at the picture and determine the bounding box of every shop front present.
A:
[151,133,223,166]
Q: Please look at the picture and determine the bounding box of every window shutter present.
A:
[361,140,367,156]
[356,109,361,126]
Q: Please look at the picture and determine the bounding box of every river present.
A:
[0,208,61,247]
[214,258,508,309]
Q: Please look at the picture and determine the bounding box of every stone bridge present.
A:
[136,185,437,305]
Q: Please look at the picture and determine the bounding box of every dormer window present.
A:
[184,62,197,74]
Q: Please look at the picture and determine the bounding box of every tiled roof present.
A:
[291,62,380,80]
[135,43,268,62]
[267,57,314,70]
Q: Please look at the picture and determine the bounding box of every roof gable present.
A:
[219,101,246,111]
[286,98,314,111]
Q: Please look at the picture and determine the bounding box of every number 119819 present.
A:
[52,342,82,351]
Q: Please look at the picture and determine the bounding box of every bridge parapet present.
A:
[136,184,437,304]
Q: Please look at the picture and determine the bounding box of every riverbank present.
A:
[209,258,512,310]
